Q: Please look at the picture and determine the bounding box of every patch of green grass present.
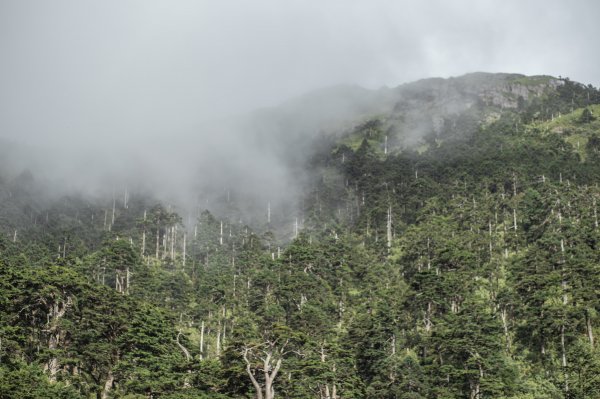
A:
[525,104,600,161]
[538,104,600,131]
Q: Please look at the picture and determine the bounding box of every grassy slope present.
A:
[529,104,600,160]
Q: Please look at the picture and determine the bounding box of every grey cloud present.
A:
[1,0,599,225]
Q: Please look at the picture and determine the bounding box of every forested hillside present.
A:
[1,73,600,398]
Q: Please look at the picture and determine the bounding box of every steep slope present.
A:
[1,73,600,398]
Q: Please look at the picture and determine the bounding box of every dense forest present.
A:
[1,74,600,398]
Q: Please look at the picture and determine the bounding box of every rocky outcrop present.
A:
[381,73,566,145]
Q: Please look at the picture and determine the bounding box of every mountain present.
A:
[1,73,600,399]
[241,72,572,179]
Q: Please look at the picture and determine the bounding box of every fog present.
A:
[1,0,600,228]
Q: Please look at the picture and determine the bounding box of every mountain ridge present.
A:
[1,71,600,398]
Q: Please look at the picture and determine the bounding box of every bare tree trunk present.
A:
[141,210,147,256]
[141,229,146,256]
[45,335,60,381]
[560,238,569,394]
[489,220,493,257]
[171,226,176,259]
[216,321,222,357]
[386,206,392,253]
[182,233,187,267]
[176,332,191,361]
[43,297,72,382]
[500,307,511,351]
[594,198,598,229]
[586,310,595,346]
[425,302,433,332]
[242,344,286,399]
[156,227,160,259]
[199,321,205,360]
[162,229,167,259]
[111,195,116,227]
[101,369,114,399]
[264,354,282,399]
[243,348,264,399]
[561,323,568,393]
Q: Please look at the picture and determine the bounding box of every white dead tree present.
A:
[123,187,129,209]
[42,295,73,382]
[199,320,205,360]
[110,193,116,230]
[171,225,176,259]
[386,206,392,253]
[176,331,192,361]
[155,227,160,259]
[242,339,290,399]
[593,198,598,230]
[317,344,338,399]
[182,233,187,267]
[141,210,147,256]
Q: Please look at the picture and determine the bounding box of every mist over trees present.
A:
[1,73,600,398]
[2,1,600,397]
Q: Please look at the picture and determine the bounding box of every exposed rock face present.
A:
[478,76,563,109]
[382,72,564,145]
[394,72,562,112]
[240,72,564,152]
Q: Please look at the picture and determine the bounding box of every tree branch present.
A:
[242,347,264,399]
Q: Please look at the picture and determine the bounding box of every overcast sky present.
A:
[1,0,599,147]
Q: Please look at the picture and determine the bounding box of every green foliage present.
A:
[579,107,596,123]
[0,362,81,399]
[1,75,600,398]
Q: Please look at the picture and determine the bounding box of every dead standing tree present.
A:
[242,339,290,399]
